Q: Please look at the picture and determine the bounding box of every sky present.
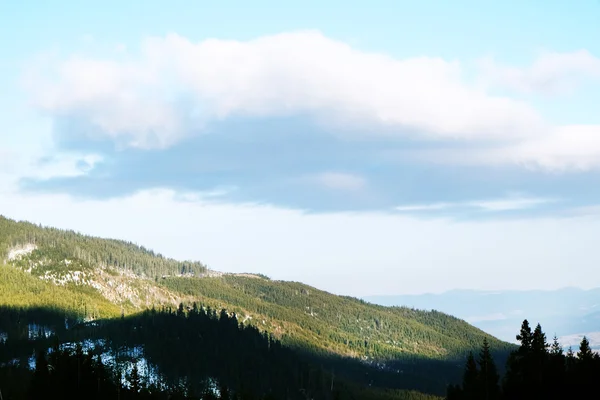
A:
[1,0,600,296]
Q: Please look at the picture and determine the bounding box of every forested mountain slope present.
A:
[159,275,509,361]
[0,215,515,397]
[0,305,441,400]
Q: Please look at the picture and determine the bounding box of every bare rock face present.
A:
[6,243,37,262]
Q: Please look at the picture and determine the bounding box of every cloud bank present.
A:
[5,31,600,294]
[22,31,600,170]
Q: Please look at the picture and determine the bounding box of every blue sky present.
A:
[2,0,600,295]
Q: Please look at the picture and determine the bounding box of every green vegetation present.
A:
[0,263,120,319]
[0,305,442,400]
[0,216,207,278]
[0,215,517,398]
[160,275,513,361]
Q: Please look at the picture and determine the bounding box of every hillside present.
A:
[365,288,600,350]
[0,215,515,397]
[159,275,508,361]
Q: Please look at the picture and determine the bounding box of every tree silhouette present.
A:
[516,320,532,352]
[576,336,593,362]
[461,352,478,400]
[477,338,500,400]
[447,319,600,400]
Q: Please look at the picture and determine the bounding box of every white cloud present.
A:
[478,50,600,95]
[398,124,600,171]
[1,188,599,296]
[496,125,600,171]
[395,195,554,213]
[311,172,366,191]
[24,31,544,150]
[439,125,600,171]
[559,332,600,349]
[22,32,600,171]
[395,203,452,212]
[172,186,238,202]
[471,197,554,211]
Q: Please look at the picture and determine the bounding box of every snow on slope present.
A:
[6,243,37,261]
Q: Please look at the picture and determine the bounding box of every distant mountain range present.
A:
[364,288,600,351]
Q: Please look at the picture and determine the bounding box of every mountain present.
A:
[364,288,600,351]
[0,215,515,398]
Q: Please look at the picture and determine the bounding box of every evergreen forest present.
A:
[1,215,596,399]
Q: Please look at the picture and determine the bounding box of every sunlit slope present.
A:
[1,214,514,362]
[160,275,512,360]
[0,263,120,318]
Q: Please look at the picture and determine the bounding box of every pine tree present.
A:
[516,320,533,352]
[577,336,593,362]
[545,335,566,400]
[565,346,576,374]
[550,335,562,356]
[477,338,500,400]
[462,352,479,400]
[573,336,596,398]
[532,324,548,355]
[530,323,548,393]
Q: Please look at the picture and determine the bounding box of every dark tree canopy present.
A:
[447,320,600,400]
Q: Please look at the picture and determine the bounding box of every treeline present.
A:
[0,305,440,400]
[161,275,514,362]
[446,319,600,400]
[0,216,206,278]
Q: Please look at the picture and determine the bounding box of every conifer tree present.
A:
[530,323,548,392]
[477,338,500,400]
[462,352,479,400]
[577,336,593,362]
[550,335,562,356]
[565,346,576,372]
[516,320,532,352]
[531,324,548,355]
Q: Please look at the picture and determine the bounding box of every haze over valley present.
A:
[365,289,600,351]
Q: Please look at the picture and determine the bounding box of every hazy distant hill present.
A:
[365,288,600,350]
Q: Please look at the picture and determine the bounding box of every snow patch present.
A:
[7,243,37,261]
[40,270,92,286]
